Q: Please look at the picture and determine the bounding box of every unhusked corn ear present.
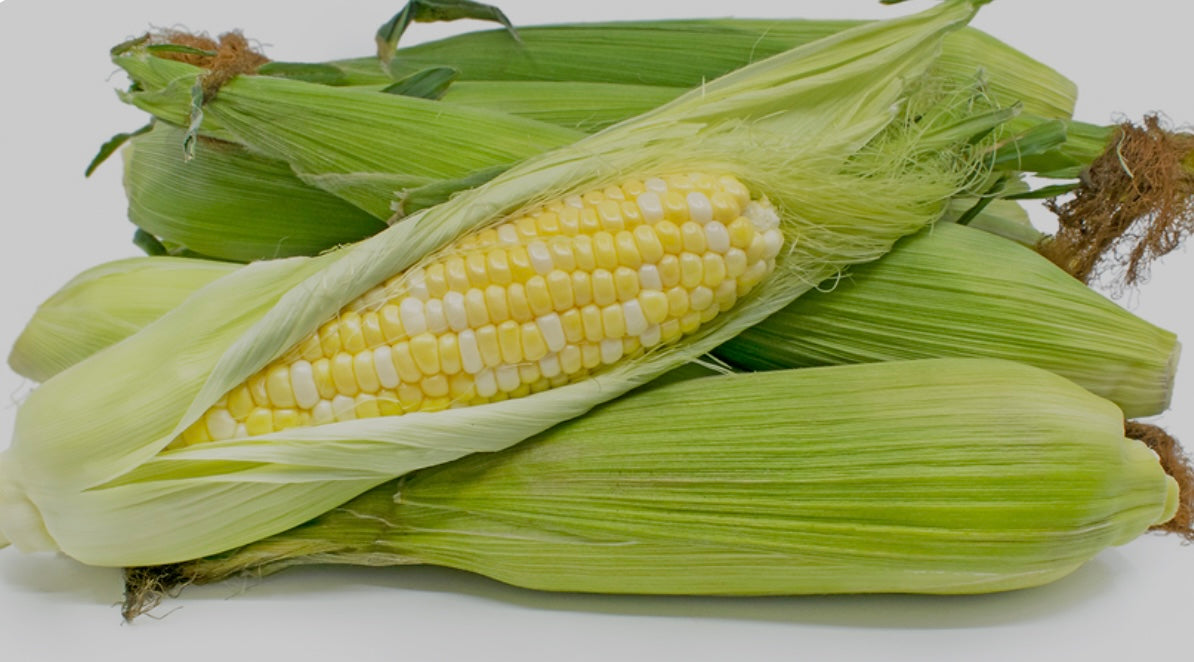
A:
[173,173,782,447]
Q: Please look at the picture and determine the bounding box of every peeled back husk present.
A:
[129,359,1179,600]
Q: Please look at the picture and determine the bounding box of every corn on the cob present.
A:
[126,359,1179,605]
[173,173,782,446]
[0,1,1003,566]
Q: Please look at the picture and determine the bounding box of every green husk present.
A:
[7,258,239,383]
[123,359,1179,611]
[0,1,1002,566]
[716,223,1180,418]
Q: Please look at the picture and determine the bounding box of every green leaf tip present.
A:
[376,0,518,64]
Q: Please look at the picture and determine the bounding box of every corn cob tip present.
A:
[1128,422,1194,541]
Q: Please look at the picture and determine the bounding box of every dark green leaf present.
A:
[1005,183,1080,200]
[110,34,150,57]
[145,43,217,57]
[380,66,459,99]
[85,124,152,177]
[132,229,168,256]
[394,164,507,216]
[257,62,348,85]
[376,0,518,64]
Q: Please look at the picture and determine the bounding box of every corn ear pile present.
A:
[1,0,1191,611]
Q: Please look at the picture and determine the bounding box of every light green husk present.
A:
[0,1,1003,565]
[112,14,1094,260]
[717,223,1180,418]
[131,360,1179,599]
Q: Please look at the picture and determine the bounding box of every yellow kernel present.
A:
[422,396,452,412]
[690,286,715,312]
[248,372,270,407]
[558,206,581,234]
[331,353,360,396]
[424,263,449,298]
[658,254,681,287]
[445,256,470,292]
[462,289,487,328]
[484,284,509,323]
[526,275,554,317]
[379,305,405,341]
[377,389,404,416]
[579,208,602,234]
[397,383,424,410]
[508,246,535,282]
[581,304,604,342]
[559,345,583,374]
[602,304,627,338]
[449,373,475,400]
[614,230,641,269]
[632,225,664,263]
[597,200,624,231]
[593,232,618,270]
[716,279,739,311]
[410,333,441,376]
[719,175,751,206]
[361,312,385,348]
[746,234,768,262]
[665,173,695,192]
[711,192,742,223]
[548,238,576,272]
[519,363,542,385]
[227,385,254,420]
[620,200,643,227]
[497,320,523,364]
[560,309,585,344]
[582,189,605,206]
[623,336,642,356]
[604,186,626,201]
[180,419,210,446]
[507,283,533,323]
[660,319,682,343]
[614,266,640,302]
[703,253,727,288]
[662,190,688,221]
[680,222,707,254]
[486,249,512,286]
[318,321,342,357]
[546,267,575,308]
[621,179,647,197]
[679,310,702,334]
[655,220,683,254]
[679,253,704,289]
[353,350,381,393]
[536,211,561,236]
[520,322,548,362]
[266,365,296,408]
[700,304,720,323]
[312,358,337,399]
[390,342,423,383]
[274,408,302,430]
[245,408,274,436]
[665,286,691,318]
[465,252,489,288]
[476,325,502,367]
[515,215,539,238]
[639,290,670,325]
[591,269,617,306]
[421,374,451,398]
[572,235,596,271]
[690,173,717,193]
[439,334,462,375]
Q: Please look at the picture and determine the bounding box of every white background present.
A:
[0,1,1190,660]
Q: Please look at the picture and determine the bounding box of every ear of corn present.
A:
[717,223,1181,418]
[151,359,1179,596]
[0,1,1003,566]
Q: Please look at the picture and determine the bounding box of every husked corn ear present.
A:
[174,173,782,447]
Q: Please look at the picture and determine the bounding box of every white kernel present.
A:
[528,241,554,275]
[406,268,429,301]
[623,300,648,336]
[690,286,714,311]
[457,329,484,374]
[205,409,237,440]
[686,192,713,224]
[640,324,662,348]
[539,353,562,379]
[538,313,567,352]
[289,359,321,409]
[638,264,662,291]
[637,192,664,222]
[745,201,780,230]
[373,346,400,389]
[443,291,469,332]
[644,177,668,194]
[762,228,785,259]
[496,365,521,392]
[312,400,335,425]
[497,224,519,245]
[705,221,730,253]
[475,368,498,398]
[399,299,427,336]
[331,395,357,421]
[425,299,448,334]
[600,337,624,364]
